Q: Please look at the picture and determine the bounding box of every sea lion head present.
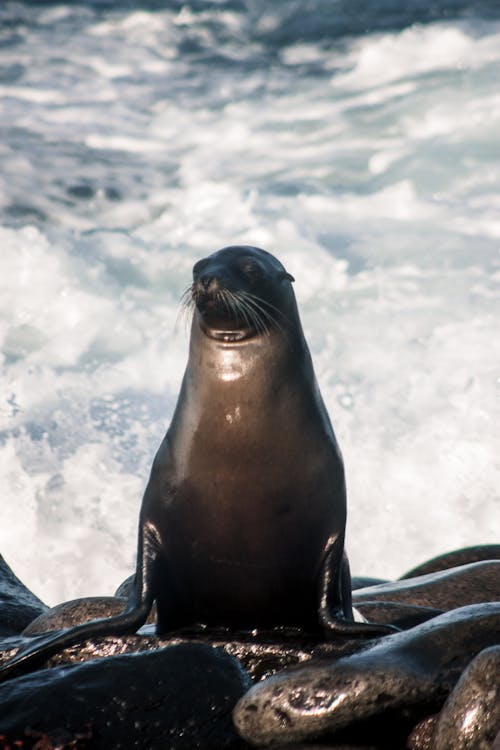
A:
[188,245,296,342]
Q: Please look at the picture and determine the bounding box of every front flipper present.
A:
[0,521,160,682]
[319,535,398,637]
[0,599,151,682]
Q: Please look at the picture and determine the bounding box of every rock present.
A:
[0,642,251,749]
[233,602,500,747]
[400,544,500,579]
[406,715,439,750]
[353,601,443,630]
[2,550,498,750]
[114,574,134,598]
[23,596,128,635]
[0,555,47,636]
[253,745,379,749]
[350,577,389,590]
[353,561,500,610]
[433,645,500,750]
[0,625,338,683]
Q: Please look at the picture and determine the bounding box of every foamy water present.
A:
[0,2,499,606]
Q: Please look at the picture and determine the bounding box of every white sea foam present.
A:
[0,6,498,605]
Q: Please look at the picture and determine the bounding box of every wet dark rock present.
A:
[233,603,500,747]
[114,574,134,598]
[0,555,47,636]
[2,549,499,749]
[0,625,333,683]
[406,715,439,750]
[433,645,500,750]
[309,637,380,663]
[351,577,388,590]
[222,634,315,682]
[255,745,379,749]
[354,601,443,630]
[23,596,127,635]
[400,544,500,578]
[0,642,251,750]
[353,560,500,610]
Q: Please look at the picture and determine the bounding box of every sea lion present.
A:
[0,245,391,681]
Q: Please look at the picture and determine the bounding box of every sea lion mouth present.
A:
[195,286,259,340]
[181,281,282,339]
[200,325,250,342]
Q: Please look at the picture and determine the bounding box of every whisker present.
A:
[225,289,255,332]
[218,289,233,320]
[244,300,269,335]
[223,290,248,331]
[231,291,268,335]
[239,292,284,335]
[243,292,290,323]
[180,282,288,339]
[175,284,195,333]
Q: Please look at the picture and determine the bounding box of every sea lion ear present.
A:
[279,271,295,283]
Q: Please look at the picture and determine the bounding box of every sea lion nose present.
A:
[200,274,219,292]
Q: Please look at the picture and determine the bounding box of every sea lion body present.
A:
[0,245,387,681]
[145,297,345,629]
[135,245,350,632]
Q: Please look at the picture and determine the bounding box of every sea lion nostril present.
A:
[200,274,218,291]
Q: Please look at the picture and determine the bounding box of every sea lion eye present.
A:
[239,257,262,278]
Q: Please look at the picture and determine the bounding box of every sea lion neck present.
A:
[184,313,310,404]
[188,310,307,379]
[187,313,291,387]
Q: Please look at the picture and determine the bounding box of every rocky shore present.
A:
[0,546,499,750]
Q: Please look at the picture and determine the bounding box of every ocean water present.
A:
[0,1,499,607]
